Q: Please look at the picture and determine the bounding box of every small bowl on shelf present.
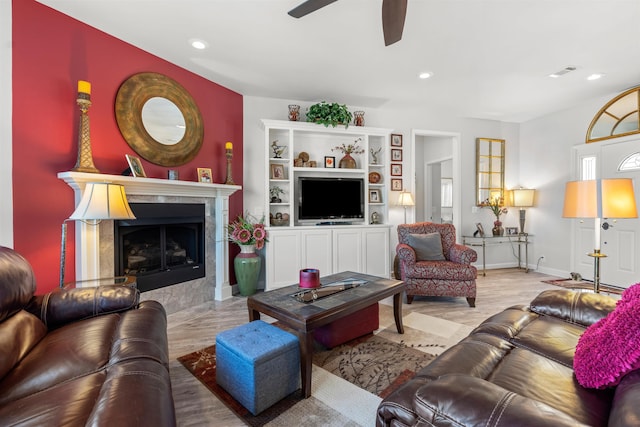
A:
[270,218,289,227]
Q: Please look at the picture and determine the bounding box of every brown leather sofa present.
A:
[377,289,640,426]
[0,246,176,426]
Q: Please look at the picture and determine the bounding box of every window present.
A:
[581,156,597,180]
[586,87,640,143]
[619,152,640,171]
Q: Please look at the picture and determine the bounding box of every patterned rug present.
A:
[542,278,623,295]
[177,306,471,426]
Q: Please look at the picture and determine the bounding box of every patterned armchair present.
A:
[396,222,478,307]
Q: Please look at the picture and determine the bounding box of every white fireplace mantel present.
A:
[58,171,241,301]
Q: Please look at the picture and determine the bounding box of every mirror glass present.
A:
[476,138,505,205]
[141,97,185,145]
[115,72,204,166]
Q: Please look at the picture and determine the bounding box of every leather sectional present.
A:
[377,289,640,426]
[0,246,176,426]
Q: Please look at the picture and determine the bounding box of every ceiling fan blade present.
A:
[288,0,339,18]
[382,0,407,46]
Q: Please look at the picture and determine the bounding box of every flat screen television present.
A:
[298,177,365,224]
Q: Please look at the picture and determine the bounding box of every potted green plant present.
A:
[269,186,284,203]
[306,101,353,128]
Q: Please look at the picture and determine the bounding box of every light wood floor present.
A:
[166,268,563,426]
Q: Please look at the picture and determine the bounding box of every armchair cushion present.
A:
[574,283,640,389]
[407,233,445,261]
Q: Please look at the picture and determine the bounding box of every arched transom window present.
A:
[586,86,640,143]
[619,152,640,171]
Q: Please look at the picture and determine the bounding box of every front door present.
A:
[599,139,640,288]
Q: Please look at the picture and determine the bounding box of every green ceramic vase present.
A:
[234,245,260,296]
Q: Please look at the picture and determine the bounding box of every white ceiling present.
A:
[37,0,640,123]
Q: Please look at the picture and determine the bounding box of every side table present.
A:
[462,234,532,276]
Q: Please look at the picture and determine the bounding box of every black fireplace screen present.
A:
[115,203,205,292]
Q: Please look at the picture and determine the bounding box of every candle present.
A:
[225,142,233,150]
[77,80,91,95]
[594,217,601,251]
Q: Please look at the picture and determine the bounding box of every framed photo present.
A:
[391,163,402,176]
[324,156,335,168]
[125,154,146,177]
[506,227,519,236]
[197,167,212,183]
[391,149,402,162]
[369,188,382,203]
[270,164,285,179]
[391,134,403,147]
[474,223,485,237]
[391,178,403,191]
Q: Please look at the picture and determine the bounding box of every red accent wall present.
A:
[12,0,243,293]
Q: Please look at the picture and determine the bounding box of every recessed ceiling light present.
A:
[548,66,576,78]
[587,73,604,81]
[419,72,433,79]
[189,39,208,50]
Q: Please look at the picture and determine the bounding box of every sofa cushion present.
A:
[407,233,445,261]
[574,283,640,389]
[0,311,46,380]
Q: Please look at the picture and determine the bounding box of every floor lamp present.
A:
[511,188,535,234]
[398,190,415,224]
[562,179,637,293]
[60,182,136,288]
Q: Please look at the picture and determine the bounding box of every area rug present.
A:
[177,307,470,426]
[542,278,623,295]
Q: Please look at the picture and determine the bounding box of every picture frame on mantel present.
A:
[126,154,146,177]
[197,167,212,183]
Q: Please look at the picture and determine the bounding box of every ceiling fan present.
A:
[288,0,408,46]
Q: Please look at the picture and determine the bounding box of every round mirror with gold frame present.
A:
[115,72,204,166]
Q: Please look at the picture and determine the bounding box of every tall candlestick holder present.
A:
[224,148,235,185]
[72,91,100,173]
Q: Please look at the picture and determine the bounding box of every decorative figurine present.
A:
[271,140,286,158]
[370,147,382,164]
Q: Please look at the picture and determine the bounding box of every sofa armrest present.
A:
[25,285,140,329]
[448,243,477,265]
[529,289,616,327]
[408,375,584,427]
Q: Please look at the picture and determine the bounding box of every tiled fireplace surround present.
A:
[59,171,241,314]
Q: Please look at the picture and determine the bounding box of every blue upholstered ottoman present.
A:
[215,320,300,415]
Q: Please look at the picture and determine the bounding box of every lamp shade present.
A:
[398,190,415,207]
[511,188,535,207]
[69,182,136,220]
[562,179,637,219]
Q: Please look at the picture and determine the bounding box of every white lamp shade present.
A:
[398,191,415,207]
[69,182,136,220]
[562,179,638,219]
[511,188,535,207]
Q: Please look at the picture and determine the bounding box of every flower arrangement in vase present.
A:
[332,137,364,168]
[227,213,268,296]
[227,213,268,250]
[484,196,508,236]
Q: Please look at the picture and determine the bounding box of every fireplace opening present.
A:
[114,203,205,292]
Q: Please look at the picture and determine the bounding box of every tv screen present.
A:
[298,177,364,223]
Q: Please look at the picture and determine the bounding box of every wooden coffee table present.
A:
[247,271,405,398]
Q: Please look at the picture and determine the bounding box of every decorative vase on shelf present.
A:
[339,153,357,169]
[492,220,504,236]
[234,244,261,296]
[354,111,365,126]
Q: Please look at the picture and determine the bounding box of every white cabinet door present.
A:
[265,230,301,290]
[301,229,333,275]
[333,228,364,273]
[362,227,390,278]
